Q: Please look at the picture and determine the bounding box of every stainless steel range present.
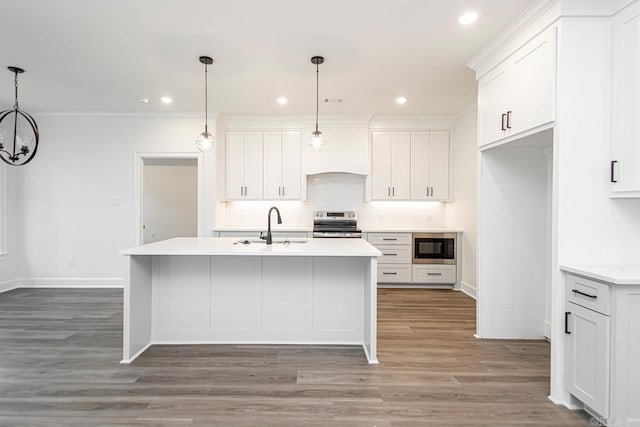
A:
[313,211,362,238]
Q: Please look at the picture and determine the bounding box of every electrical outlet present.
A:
[68,256,75,266]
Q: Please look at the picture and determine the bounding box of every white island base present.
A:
[120,238,381,364]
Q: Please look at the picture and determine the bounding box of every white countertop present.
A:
[121,237,382,257]
[560,265,640,285]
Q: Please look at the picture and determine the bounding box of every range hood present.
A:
[305,160,369,176]
[302,122,370,176]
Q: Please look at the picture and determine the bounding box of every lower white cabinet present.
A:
[565,301,610,418]
[413,265,456,284]
[563,272,640,425]
[366,232,457,286]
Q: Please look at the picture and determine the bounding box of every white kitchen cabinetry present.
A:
[611,2,640,197]
[225,131,264,200]
[563,271,640,425]
[263,131,301,200]
[410,131,450,200]
[413,265,456,284]
[477,27,556,147]
[371,131,411,200]
[366,233,412,283]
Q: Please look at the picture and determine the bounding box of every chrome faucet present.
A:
[261,206,282,245]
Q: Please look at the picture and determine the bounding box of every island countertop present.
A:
[121,237,382,257]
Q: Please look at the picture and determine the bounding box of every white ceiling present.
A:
[1,0,535,115]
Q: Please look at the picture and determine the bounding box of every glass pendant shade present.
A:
[195,131,215,152]
[309,130,325,150]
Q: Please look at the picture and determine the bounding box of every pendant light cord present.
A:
[14,71,19,110]
[204,63,208,134]
[315,62,319,133]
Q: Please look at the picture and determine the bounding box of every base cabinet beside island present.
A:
[562,267,640,426]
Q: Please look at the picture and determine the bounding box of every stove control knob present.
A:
[348,212,355,218]
[318,212,324,218]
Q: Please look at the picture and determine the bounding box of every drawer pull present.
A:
[565,311,571,334]
[383,272,397,275]
[383,253,398,256]
[427,272,442,276]
[572,289,597,299]
[382,238,398,241]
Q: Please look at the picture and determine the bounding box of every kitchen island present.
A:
[120,237,381,364]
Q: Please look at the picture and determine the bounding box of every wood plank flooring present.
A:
[0,288,591,426]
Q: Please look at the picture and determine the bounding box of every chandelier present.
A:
[0,67,39,166]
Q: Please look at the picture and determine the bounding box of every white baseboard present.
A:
[460,280,476,299]
[0,279,20,294]
[18,277,125,288]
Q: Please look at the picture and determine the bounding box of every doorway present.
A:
[134,152,204,245]
[142,159,197,244]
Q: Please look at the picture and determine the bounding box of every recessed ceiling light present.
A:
[160,96,173,104]
[395,96,408,105]
[277,97,288,105]
[138,97,150,104]
[458,11,479,25]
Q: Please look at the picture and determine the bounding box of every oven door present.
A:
[412,233,456,264]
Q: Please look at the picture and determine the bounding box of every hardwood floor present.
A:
[0,288,591,426]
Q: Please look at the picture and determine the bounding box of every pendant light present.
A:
[195,56,215,152]
[0,67,39,166]
[309,56,326,150]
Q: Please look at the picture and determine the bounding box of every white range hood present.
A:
[303,120,370,176]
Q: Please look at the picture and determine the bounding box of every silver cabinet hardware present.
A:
[506,110,513,129]
[383,272,397,275]
[501,113,507,131]
[383,253,398,256]
[382,238,397,241]
[427,272,442,276]
[572,289,597,299]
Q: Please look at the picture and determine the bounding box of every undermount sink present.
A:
[234,238,308,245]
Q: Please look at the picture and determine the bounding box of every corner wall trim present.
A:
[460,281,477,299]
[18,277,125,288]
[0,279,20,294]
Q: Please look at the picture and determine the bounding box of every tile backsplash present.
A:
[223,173,446,228]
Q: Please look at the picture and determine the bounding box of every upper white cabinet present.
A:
[371,131,411,200]
[225,131,263,200]
[263,131,301,200]
[611,2,640,197]
[371,130,451,201]
[478,27,557,147]
[410,131,450,200]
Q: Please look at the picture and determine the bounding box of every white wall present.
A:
[143,159,198,244]
[17,114,216,286]
[446,107,478,297]
[0,167,22,291]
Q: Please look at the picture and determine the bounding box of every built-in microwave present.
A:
[412,233,456,264]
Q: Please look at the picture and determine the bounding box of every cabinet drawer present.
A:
[377,265,411,283]
[367,233,412,245]
[412,265,456,284]
[566,274,611,315]
[376,245,411,264]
